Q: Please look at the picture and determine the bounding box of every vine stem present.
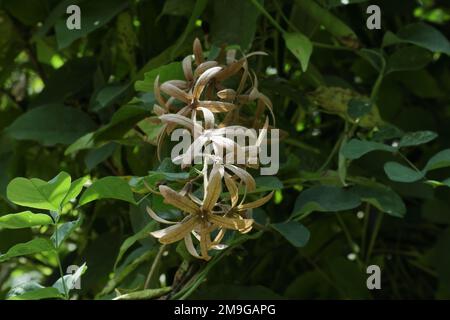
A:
[361,203,371,260]
[319,132,345,172]
[365,211,384,264]
[249,0,286,34]
[144,244,166,289]
[336,213,364,269]
[54,220,69,300]
[398,152,422,174]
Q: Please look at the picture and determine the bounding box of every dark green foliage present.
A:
[1,0,450,300]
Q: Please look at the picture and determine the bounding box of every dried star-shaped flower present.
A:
[148,164,273,260]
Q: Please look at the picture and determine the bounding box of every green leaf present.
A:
[7,282,63,300]
[114,221,157,269]
[55,0,128,49]
[252,176,284,193]
[84,143,117,171]
[160,0,196,17]
[8,287,63,300]
[383,23,450,55]
[92,84,129,111]
[78,176,136,206]
[113,287,172,300]
[135,62,184,92]
[295,0,358,43]
[62,176,90,205]
[33,58,96,104]
[424,149,450,172]
[53,263,87,294]
[284,32,313,72]
[358,48,385,72]
[65,132,95,156]
[292,186,361,218]
[0,238,54,262]
[7,172,71,211]
[340,139,396,160]
[0,211,53,229]
[386,46,433,74]
[384,162,424,183]
[170,0,208,58]
[347,99,372,119]
[398,130,438,148]
[32,0,78,39]
[210,0,261,52]
[129,159,191,194]
[93,104,153,143]
[352,185,406,218]
[272,221,311,247]
[5,104,96,146]
[51,216,83,248]
[443,178,450,188]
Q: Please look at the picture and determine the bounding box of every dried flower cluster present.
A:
[147,39,275,260]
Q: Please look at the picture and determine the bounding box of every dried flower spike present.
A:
[147,38,276,260]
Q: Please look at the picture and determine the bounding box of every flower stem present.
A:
[54,221,69,300]
[144,244,166,289]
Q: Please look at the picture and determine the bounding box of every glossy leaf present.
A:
[55,0,128,49]
[0,211,53,229]
[0,238,54,262]
[7,172,71,211]
[386,46,433,74]
[272,221,311,247]
[398,131,438,148]
[78,176,136,206]
[51,216,83,248]
[114,221,157,269]
[62,176,90,205]
[424,149,450,172]
[292,186,361,218]
[352,185,406,218]
[135,62,184,92]
[5,104,96,146]
[383,22,450,55]
[384,162,424,183]
[341,139,396,160]
[53,263,87,294]
[285,32,313,72]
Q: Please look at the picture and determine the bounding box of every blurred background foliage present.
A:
[1,0,450,299]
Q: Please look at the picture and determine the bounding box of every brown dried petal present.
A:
[193,38,204,66]
[184,233,201,259]
[238,191,274,211]
[194,61,219,78]
[193,66,222,99]
[224,173,239,207]
[197,107,215,130]
[217,89,237,100]
[182,55,193,82]
[209,214,253,232]
[202,163,223,212]
[199,225,211,260]
[225,164,256,191]
[151,216,198,244]
[160,82,190,103]
[198,100,236,113]
[159,114,203,132]
[164,80,189,90]
[159,185,200,215]
[147,206,177,225]
[153,104,166,116]
[154,75,166,108]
